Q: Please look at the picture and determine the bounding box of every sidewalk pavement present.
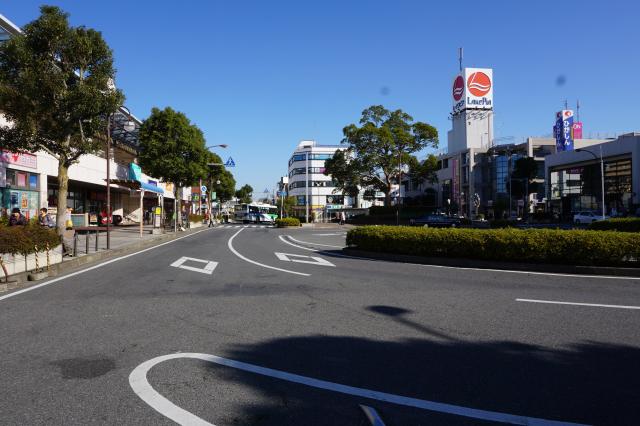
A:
[3,225,207,289]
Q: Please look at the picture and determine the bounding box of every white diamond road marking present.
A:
[170,257,218,275]
[274,252,335,267]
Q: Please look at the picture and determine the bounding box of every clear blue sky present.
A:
[4,1,639,194]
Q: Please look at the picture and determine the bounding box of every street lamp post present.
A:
[205,144,228,223]
[106,106,133,250]
[576,146,606,220]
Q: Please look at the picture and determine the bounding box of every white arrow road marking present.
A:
[129,353,587,426]
[275,252,335,267]
[227,228,310,276]
[170,257,218,275]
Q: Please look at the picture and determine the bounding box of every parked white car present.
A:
[573,211,609,224]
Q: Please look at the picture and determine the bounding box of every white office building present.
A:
[287,140,352,220]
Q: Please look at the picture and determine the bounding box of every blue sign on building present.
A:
[555,110,574,152]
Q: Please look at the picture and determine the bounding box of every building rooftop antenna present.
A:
[458,47,463,72]
[576,99,580,122]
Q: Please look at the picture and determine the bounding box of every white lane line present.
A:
[516,298,640,310]
[278,235,372,261]
[129,352,585,426]
[360,405,386,426]
[227,228,310,276]
[0,229,212,303]
[288,235,344,248]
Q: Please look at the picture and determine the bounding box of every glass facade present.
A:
[550,158,632,214]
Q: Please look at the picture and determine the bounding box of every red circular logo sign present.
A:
[452,75,464,101]
[467,72,491,97]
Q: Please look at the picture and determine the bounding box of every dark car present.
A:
[409,214,461,228]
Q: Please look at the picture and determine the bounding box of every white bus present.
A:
[233,202,279,222]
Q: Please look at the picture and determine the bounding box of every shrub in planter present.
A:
[275,217,301,227]
[346,225,640,267]
[189,214,205,223]
[0,223,61,281]
[588,218,640,232]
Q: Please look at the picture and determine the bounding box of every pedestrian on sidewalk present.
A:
[8,208,27,226]
[38,208,55,228]
[339,211,346,225]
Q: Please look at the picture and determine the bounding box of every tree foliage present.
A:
[138,107,209,192]
[324,149,362,200]
[235,184,254,204]
[509,157,540,199]
[0,6,123,232]
[340,105,438,206]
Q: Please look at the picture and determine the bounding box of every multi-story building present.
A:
[0,13,186,224]
[403,66,609,218]
[286,140,351,220]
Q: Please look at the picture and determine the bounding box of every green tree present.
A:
[509,157,539,200]
[282,195,297,217]
[235,184,254,204]
[324,149,362,207]
[138,107,209,225]
[341,105,438,206]
[0,6,124,233]
[407,154,439,187]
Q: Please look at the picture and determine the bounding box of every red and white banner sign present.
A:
[0,150,37,169]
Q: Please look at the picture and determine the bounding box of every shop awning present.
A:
[108,179,165,195]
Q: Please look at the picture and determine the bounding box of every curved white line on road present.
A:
[227,228,310,276]
[517,298,640,310]
[278,236,371,261]
[129,352,586,426]
[287,235,344,248]
[0,228,212,303]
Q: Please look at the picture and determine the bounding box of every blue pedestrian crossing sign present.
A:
[201,185,207,193]
[225,157,236,167]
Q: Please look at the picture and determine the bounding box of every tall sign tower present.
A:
[448,67,495,154]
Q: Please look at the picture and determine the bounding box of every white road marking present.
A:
[227,228,310,276]
[275,252,335,267]
[360,405,386,425]
[170,257,218,275]
[516,298,640,310]
[280,237,640,282]
[0,228,212,303]
[129,352,586,426]
[288,235,344,248]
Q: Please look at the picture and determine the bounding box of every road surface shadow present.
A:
[204,334,640,425]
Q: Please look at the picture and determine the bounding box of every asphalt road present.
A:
[1,224,639,425]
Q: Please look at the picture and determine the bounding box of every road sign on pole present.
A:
[225,157,235,167]
[201,185,207,193]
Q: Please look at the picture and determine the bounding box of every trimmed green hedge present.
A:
[588,218,640,232]
[275,217,301,227]
[0,223,62,256]
[347,225,640,266]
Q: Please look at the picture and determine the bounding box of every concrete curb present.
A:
[2,228,210,289]
[342,248,640,277]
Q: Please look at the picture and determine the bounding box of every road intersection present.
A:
[1,225,639,425]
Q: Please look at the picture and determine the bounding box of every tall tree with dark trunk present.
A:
[340,105,438,206]
[0,6,123,234]
[235,184,254,204]
[137,107,209,226]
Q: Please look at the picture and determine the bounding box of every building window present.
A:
[296,195,306,205]
[326,195,343,205]
[441,158,449,169]
[5,169,38,191]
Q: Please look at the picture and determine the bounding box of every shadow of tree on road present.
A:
[204,333,639,425]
